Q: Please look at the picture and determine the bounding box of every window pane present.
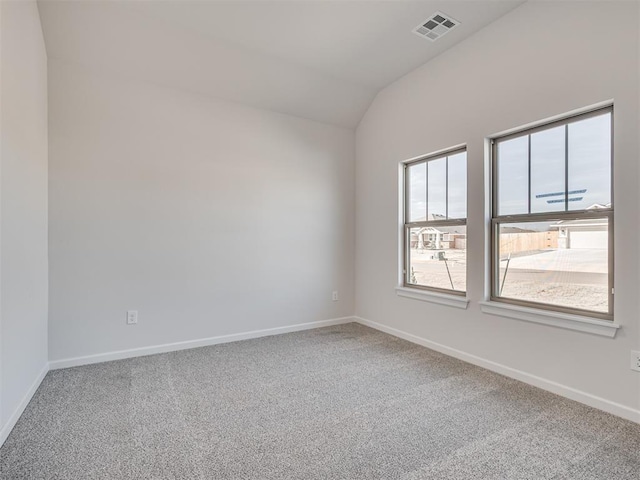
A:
[531,126,566,213]
[568,113,611,210]
[408,226,466,292]
[428,157,446,220]
[497,136,528,215]
[496,219,608,313]
[448,152,467,219]
[408,162,426,222]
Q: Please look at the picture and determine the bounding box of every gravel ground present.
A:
[409,248,608,312]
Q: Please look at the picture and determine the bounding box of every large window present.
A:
[403,147,467,295]
[491,107,613,319]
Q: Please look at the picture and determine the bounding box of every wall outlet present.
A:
[631,350,640,372]
[126,310,138,325]
[332,291,339,302]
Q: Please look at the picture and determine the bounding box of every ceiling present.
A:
[37,0,525,128]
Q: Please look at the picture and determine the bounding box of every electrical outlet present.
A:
[631,350,640,372]
[332,291,339,302]
[126,310,138,325]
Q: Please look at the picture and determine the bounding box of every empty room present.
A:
[1,0,639,478]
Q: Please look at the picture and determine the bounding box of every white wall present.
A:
[0,0,49,434]
[356,1,640,412]
[48,60,355,362]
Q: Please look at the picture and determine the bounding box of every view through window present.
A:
[492,107,613,318]
[404,148,467,294]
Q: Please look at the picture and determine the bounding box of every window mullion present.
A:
[425,161,429,221]
[527,135,531,214]
[445,156,449,219]
[564,124,569,212]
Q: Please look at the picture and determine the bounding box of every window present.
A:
[403,147,467,295]
[491,106,613,320]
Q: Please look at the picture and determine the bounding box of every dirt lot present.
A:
[409,249,466,292]
[409,248,608,312]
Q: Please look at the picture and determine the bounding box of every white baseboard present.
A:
[49,316,355,370]
[9,315,636,452]
[354,316,640,425]
[0,364,49,447]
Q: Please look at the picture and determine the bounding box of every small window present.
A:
[403,148,467,295]
[491,106,613,319]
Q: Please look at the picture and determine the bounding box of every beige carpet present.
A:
[1,323,638,479]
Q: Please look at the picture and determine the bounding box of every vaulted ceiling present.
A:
[38,0,525,128]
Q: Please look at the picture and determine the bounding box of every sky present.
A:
[408,151,466,221]
[497,112,611,215]
[407,111,611,224]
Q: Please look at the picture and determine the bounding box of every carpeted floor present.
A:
[1,323,639,479]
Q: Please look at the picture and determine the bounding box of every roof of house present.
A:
[552,218,608,228]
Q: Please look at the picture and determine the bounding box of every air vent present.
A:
[413,12,459,42]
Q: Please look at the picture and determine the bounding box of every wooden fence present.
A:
[499,231,558,255]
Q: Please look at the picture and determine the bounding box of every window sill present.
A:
[396,286,469,309]
[479,301,620,338]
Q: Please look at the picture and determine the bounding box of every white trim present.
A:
[354,316,639,425]
[49,317,355,370]
[479,301,620,338]
[0,364,49,447]
[396,286,469,309]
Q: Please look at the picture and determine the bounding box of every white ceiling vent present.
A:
[413,12,459,42]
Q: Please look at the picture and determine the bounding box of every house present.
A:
[1,1,638,478]
[554,218,609,249]
[409,214,466,250]
[552,204,611,249]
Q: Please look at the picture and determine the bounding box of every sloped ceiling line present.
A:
[37,0,524,128]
